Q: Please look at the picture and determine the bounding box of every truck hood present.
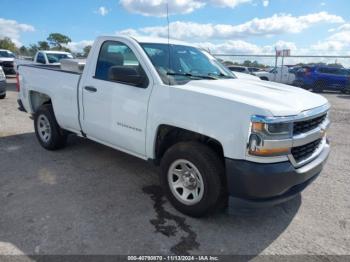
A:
[183,78,328,116]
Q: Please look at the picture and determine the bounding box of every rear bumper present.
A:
[226,142,330,207]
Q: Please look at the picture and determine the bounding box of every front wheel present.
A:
[160,142,225,217]
[34,104,68,150]
[0,94,5,99]
[313,80,326,93]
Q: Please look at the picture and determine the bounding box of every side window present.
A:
[335,69,349,76]
[37,53,46,64]
[319,67,335,74]
[95,41,148,87]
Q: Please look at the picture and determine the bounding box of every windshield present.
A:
[0,51,16,58]
[46,53,73,64]
[141,43,235,85]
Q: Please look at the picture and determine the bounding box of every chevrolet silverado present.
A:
[17,36,331,217]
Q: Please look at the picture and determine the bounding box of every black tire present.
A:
[313,80,326,93]
[260,77,269,81]
[34,104,67,150]
[0,94,5,99]
[293,80,307,89]
[160,142,225,217]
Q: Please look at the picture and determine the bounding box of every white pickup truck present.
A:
[254,66,296,85]
[17,36,330,217]
[14,51,74,73]
[33,50,73,65]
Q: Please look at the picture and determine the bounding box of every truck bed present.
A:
[18,64,82,133]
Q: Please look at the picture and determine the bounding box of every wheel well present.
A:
[154,125,224,165]
[29,91,51,113]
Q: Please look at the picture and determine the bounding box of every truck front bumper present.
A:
[226,142,330,207]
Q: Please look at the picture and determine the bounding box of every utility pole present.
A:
[274,47,278,69]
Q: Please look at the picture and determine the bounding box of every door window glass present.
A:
[95,41,147,87]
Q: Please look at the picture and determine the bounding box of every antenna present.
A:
[166,2,170,44]
[166,1,171,85]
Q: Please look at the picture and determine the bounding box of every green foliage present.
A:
[0,37,17,52]
[38,41,50,50]
[242,60,265,68]
[222,59,267,69]
[19,46,29,56]
[47,33,72,50]
[28,44,39,56]
[83,45,92,57]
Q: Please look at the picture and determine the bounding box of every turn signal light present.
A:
[249,147,290,157]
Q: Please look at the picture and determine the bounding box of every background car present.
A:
[227,65,251,74]
[34,51,73,65]
[247,67,264,74]
[293,66,350,93]
[254,66,296,85]
[233,71,261,80]
[0,66,6,99]
[0,49,16,75]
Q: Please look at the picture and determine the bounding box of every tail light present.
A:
[16,73,20,92]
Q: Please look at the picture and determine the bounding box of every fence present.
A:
[213,54,350,69]
[213,54,350,93]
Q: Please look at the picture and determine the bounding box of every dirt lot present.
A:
[0,77,349,256]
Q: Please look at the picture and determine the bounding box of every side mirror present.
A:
[108,66,148,88]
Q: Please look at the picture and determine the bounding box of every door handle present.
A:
[84,86,97,92]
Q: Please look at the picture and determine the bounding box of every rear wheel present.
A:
[260,77,269,81]
[0,94,5,99]
[34,104,68,150]
[160,142,225,217]
[293,80,307,89]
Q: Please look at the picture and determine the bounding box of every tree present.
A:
[28,44,39,56]
[47,33,71,50]
[83,45,92,57]
[0,37,17,52]
[38,41,50,50]
[19,46,29,56]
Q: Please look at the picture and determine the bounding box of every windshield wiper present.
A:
[167,72,218,80]
[208,72,234,79]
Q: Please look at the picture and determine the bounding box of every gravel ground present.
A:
[0,78,349,257]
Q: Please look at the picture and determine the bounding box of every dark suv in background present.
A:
[293,66,350,93]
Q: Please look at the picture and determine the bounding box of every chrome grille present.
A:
[293,114,327,135]
[291,139,322,162]
[1,61,14,68]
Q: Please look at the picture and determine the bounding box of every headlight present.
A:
[251,122,292,136]
[248,116,293,157]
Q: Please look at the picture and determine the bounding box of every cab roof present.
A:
[98,35,195,47]
[38,50,72,54]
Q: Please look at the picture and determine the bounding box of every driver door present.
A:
[80,40,152,157]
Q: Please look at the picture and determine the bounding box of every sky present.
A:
[1,0,350,58]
